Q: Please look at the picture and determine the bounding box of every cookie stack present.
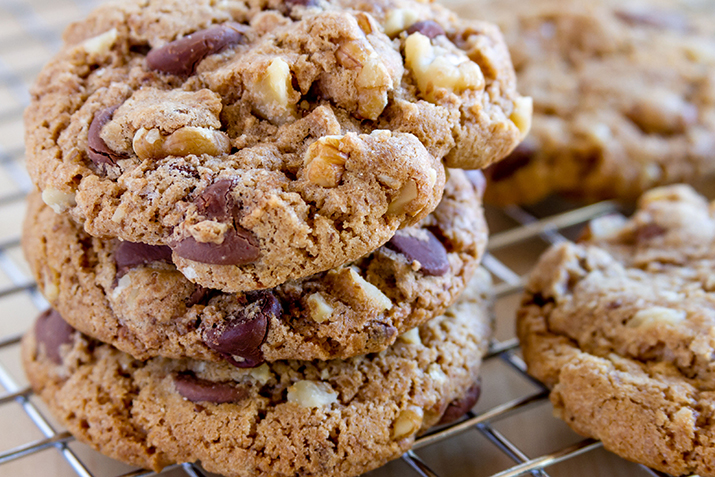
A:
[19,0,530,475]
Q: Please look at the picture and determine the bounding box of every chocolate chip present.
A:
[486,142,537,182]
[635,223,667,242]
[87,106,125,167]
[465,170,486,198]
[615,9,690,32]
[34,309,75,365]
[406,20,446,39]
[203,292,279,368]
[146,23,247,76]
[195,180,237,221]
[186,285,211,307]
[285,0,318,6]
[115,241,173,278]
[438,380,481,425]
[387,229,450,276]
[174,372,248,403]
[173,180,261,265]
[172,227,261,265]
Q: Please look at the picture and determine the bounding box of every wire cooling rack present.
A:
[0,0,696,476]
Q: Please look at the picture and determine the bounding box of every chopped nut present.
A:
[627,91,698,135]
[627,307,686,328]
[336,40,367,69]
[111,273,136,303]
[307,293,334,323]
[405,32,484,101]
[354,12,376,35]
[248,363,273,385]
[42,269,60,302]
[252,58,297,124]
[387,179,419,216]
[356,54,392,119]
[428,363,447,383]
[510,97,533,140]
[383,8,419,37]
[335,39,393,119]
[287,380,338,407]
[399,327,422,345]
[304,136,348,187]
[347,268,392,311]
[585,214,628,239]
[392,406,423,440]
[132,126,230,160]
[41,188,76,214]
[181,266,199,280]
[83,28,118,55]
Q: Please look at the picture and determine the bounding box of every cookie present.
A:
[467,0,715,204]
[517,184,715,476]
[25,0,528,292]
[23,169,487,365]
[22,268,492,477]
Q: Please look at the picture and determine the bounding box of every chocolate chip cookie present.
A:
[466,0,715,204]
[22,268,492,477]
[23,169,487,365]
[518,184,715,476]
[25,0,527,292]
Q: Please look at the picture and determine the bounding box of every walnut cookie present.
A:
[23,170,487,365]
[22,268,492,477]
[25,0,528,292]
[464,0,715,205]
[518,185,715,476]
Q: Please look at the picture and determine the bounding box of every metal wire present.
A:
[0,0,680,476]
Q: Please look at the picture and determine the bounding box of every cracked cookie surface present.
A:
[22,269,492,477]
[25,0,527,292]
[23,169,487,364]
[518,185,715,476]
[466,0,715,204]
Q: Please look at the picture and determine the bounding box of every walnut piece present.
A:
[307,293,334,323]
[252,57,297,124]
[304,135,349,187]
[287,380,338,407]
[41,188,76,214]
[405,32,484,102]
[627,306,686,328]
[82,28,118,55]
[335,38,393,120]
[392,406,424,440]
[132,126,230,160]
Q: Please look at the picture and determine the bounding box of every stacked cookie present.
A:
[20,0,530,475]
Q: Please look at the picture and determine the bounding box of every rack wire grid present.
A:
[0,0,708,476]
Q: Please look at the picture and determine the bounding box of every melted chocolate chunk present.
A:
[487,142,537,182]
[87,106,125,167]
[172,180,261,265]
[146,23,247,76]
[195,180,237,221]
[34,309,75,365]
[438,380,481,425]
[635,223,667,242]
[203,292,279,368]
[174,372,248,403]
[387,229,450,276]
[406,20,446,39]
[285,0,318,6]
[172,228,261,265]
[186,285,211,307]
[115,241,173,278]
